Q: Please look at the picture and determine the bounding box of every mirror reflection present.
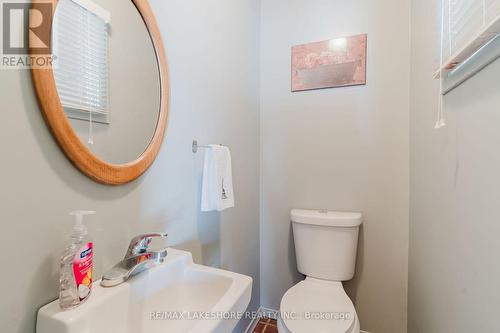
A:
[52,0,161,164]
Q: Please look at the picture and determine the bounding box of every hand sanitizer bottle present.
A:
[59,211,95,310]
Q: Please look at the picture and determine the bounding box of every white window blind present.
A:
[440,0,500,72]
[52,0,110,118]
[435,0,500,128]
[444,0,483,57]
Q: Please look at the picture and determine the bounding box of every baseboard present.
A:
[259,307,279,319]
[243,307,260,333]
[244,307,372,333]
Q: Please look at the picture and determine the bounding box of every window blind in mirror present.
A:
[52,0,110,118]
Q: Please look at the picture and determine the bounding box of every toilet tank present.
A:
[291,209,362,281]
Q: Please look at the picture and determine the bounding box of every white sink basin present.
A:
[37,249,252,333]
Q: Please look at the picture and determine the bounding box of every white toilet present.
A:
[278,209,362,333]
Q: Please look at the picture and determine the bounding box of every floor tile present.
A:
[253,317,279,333]
[253,321,266,333]
[264,324,279,333]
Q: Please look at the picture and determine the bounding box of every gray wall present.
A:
[0,0,260,332]
[259,0,410,332]
[409,0,500,332]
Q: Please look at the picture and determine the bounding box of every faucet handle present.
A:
[126,232,168,257]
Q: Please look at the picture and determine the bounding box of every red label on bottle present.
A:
[73,243,93,301]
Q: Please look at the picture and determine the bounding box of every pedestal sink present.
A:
[37,249,253,333]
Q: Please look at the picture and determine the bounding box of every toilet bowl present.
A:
[278,278,360,333]
[278,209,362,333]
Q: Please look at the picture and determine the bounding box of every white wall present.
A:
[0,0,260,332]
[409,0,500,332]
[259,1,410,332]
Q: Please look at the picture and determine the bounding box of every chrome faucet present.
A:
[101,233,168,287]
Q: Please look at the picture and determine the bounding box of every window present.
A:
[52,0,110,123]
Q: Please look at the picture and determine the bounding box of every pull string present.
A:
[436,0,447,129]
[88,107,94,144]
[86,10,94,145]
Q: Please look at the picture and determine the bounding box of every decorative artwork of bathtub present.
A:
[291,34,367,92]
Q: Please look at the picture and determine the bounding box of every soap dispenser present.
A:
[59,210,95,310]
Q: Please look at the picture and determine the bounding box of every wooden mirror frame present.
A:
[31,0,169,185]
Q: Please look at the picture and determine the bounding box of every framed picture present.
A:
[291,34,367,92]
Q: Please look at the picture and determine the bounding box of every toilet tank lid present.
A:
[291,209,362,227]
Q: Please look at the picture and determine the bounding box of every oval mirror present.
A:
[31,0,169,185]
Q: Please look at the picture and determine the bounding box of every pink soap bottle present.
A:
[59,211,95,310]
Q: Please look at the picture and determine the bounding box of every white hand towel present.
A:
[201,145,235,212]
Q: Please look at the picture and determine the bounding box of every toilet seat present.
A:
[279,277,357,333]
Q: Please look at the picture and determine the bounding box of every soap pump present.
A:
[59,210,95,310]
